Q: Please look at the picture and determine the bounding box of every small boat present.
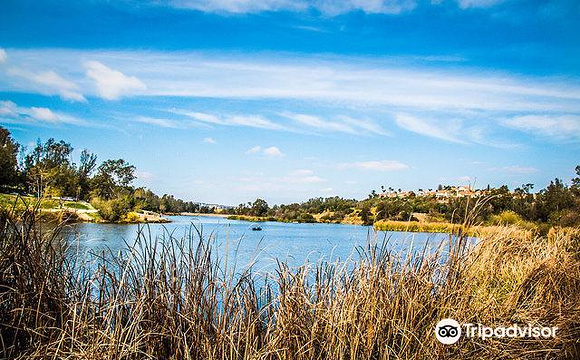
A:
[251,226,262,231]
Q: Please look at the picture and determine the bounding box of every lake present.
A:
[63,215,458,273]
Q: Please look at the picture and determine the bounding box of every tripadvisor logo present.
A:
[435,319,557,344]
[435,318,462,344]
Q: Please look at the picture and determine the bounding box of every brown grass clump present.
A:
[0,208,579,359]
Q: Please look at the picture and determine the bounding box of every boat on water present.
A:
[251,226,262,231]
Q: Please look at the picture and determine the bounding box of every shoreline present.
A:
[179,212,230,218]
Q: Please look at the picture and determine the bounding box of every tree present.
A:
[77,150,98,200]
[572,166,580,194]
[359,204,372,225]
[92,159,136,200]
[22,138,76,197]
[0,127,20,188]
[251,198,269,217]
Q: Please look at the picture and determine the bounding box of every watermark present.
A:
[435,319,558,344]
[435,318,462,344]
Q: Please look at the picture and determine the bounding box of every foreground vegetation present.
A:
[1,206,579,359]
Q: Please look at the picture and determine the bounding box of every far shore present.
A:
[179,212,230,218]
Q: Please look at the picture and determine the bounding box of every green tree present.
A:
[571,166,580,195]
[23,138,76,197]
[77,149,98,200]
[92,159,136,200]
[251,198,269,217]
[0,127,20,189]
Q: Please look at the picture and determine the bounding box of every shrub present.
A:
[91,196,132,222]
[490,210,523,225]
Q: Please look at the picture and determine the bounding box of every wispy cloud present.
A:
[202,137,217,144]
[315,0,417,15]
[281,112,388,135]
[395,113,466,144]
[0,100,87,126]
[7,68,86,102]
[341,160,409,171]
[281,112,355,134]
[456,0,505,9]
[173,110,288,131]
[85,61,146,100]
[2,49,579,117]
[246,145,262,154]
[502,115,580,141]
[2,49,579,146]
[168,0,417,15]
[0,49,6,64]
[134,116,182,128]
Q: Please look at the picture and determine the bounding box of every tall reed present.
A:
[1,207,579,359]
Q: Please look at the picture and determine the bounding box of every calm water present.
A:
[63,215,456,272]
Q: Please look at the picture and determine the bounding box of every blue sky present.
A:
[1,0,579,205]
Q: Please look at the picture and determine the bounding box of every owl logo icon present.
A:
[435,319,461,344]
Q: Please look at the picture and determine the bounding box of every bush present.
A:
[490,210,523,225]
[92,196,132,222]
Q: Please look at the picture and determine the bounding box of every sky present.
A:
[1,0,579,205]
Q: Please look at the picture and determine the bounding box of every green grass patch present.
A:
[373,219,465,233]
[64,201,90,210]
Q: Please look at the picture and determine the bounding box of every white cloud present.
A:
[0,49,6,63]
[3,49,580,116]
[169,0,417,15]
[343,160,409,171]
[395,113,466,143]
[282,112,355,133]
[7,68,85,102]
[456,0,504,9]
[85,61,146,100]
[246,145,262,154]
[315,0,417,15]
[502,115,580,140]
[280,112,388,135]
[0,100,87,125]
[246,145,284,157]
[0,100,17,117]
[29,107,58,121]
[339,115,390,136]
[263,146,284,157]
[175,110,288,131]
[203,137,217,144]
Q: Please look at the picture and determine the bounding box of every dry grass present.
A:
[1,207,579,359]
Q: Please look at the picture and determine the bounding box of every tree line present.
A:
[2,126,579,226]
[226,173,580,227]
[0,127,202,221]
